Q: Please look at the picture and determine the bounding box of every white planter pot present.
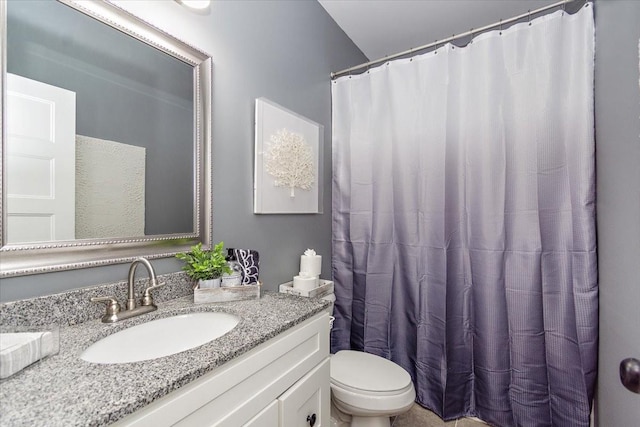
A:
[199,278,221,289]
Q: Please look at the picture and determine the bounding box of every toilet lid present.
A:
[331,350,412,393]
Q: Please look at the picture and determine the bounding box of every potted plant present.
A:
[176,242,231,288]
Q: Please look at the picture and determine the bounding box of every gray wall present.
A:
[4,0,640,422]
[0,0,366,301]
[593,1,640,425]
[7,0,195,236]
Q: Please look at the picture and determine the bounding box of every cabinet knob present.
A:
[307,413,317,427]
[620,358,640,394]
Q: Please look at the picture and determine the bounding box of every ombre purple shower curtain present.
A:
[331,5,596,427]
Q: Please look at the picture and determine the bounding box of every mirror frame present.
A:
[0,0,212,277]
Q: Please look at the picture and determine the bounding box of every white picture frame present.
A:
[254,98,323,214]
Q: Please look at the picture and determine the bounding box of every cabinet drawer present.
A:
[244,401,278,427]
[278,358,330,427]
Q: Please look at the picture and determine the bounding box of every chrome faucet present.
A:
[127,257,160,310]
[91,257,165,323]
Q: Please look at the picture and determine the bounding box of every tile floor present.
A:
[393,404,488,427]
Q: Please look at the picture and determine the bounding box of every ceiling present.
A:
[318,0,558,61]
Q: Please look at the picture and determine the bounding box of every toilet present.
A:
[330,350,416,427]
[323,294,416,427]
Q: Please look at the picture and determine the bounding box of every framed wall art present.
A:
[254,98,323,214]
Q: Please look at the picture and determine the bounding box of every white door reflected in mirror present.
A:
[6,73,76,244]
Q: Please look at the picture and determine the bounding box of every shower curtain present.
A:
[331,5,596,427]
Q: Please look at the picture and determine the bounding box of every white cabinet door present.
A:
[6,73,76,243]
[278,358,330,427]
[244,401,278,427]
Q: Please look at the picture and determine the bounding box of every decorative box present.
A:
[194,282,261,304]
[279,279,334,298]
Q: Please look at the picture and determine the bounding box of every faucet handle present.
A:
[141,281,165,306]
[90,296,121,323]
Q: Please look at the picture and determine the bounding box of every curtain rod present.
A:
[331,0,577,79]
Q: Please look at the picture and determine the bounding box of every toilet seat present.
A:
[330,350,416,415]
[331,378,414,397]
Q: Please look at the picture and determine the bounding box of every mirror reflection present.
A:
[6,0,194,244]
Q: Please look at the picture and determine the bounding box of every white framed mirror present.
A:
[0,0,212,277]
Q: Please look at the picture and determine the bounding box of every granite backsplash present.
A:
[0,272,194,327]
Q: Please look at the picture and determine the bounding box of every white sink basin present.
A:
[81,312,240,364]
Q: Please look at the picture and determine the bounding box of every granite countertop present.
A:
[0,292,329,427]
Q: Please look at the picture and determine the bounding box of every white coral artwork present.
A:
[264,128,315,197]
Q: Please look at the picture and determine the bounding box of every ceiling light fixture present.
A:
[175,0,211,11]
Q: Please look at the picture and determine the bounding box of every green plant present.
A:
[175,242,231,281]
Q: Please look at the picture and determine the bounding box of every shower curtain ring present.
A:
[499,19,503,35]
[528,9,532,26]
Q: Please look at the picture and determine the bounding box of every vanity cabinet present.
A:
[113,311,330,427]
